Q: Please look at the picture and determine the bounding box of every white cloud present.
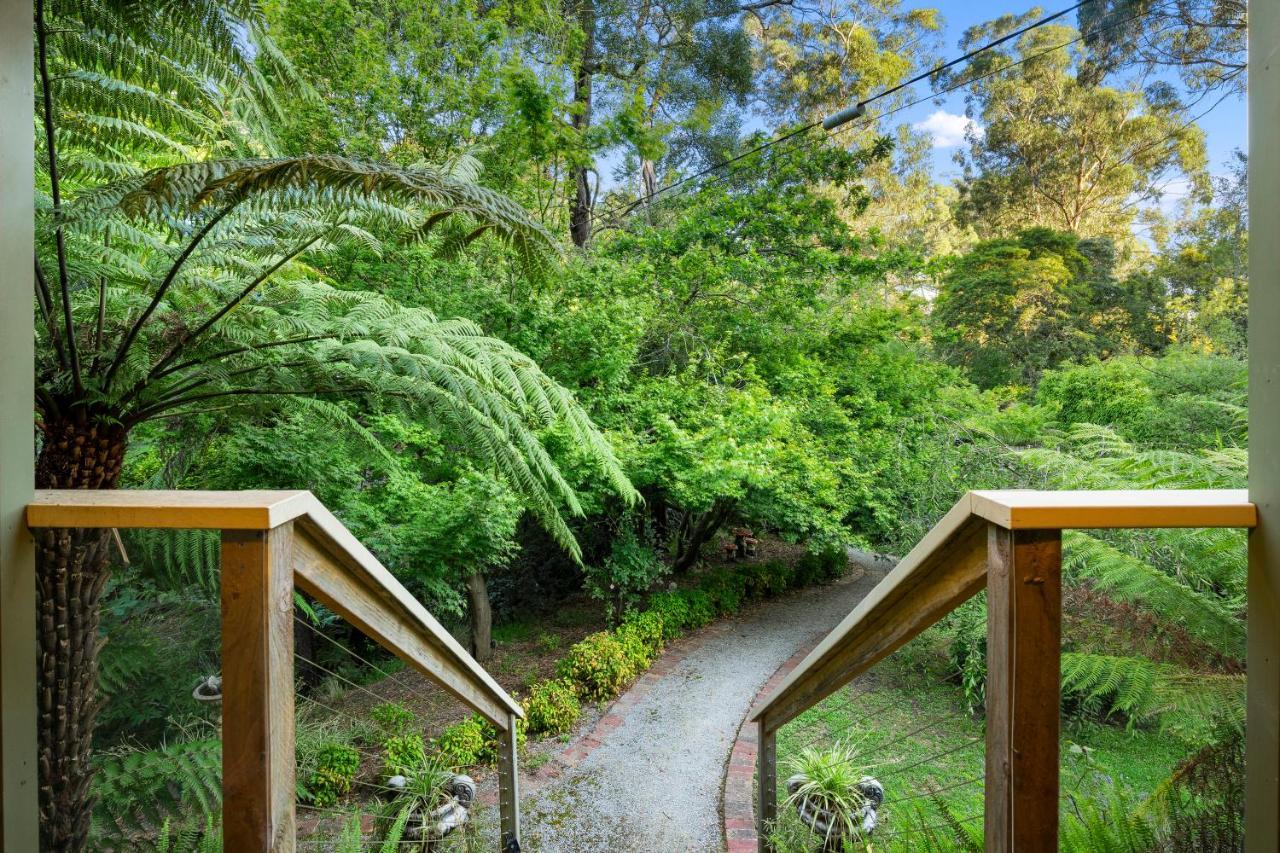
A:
[912,110,982,149]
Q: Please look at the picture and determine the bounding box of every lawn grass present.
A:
[768,635,1192,852]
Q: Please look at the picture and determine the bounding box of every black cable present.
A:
[587,0,1149,234]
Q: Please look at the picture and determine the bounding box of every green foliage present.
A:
[557,631,639,703]
[305,743,361,807]
[371,702,417,739]
[431,717,486,770]
[583,523,669,622]
[92,740,222,846]
[781,743,871,847]
[524,679,582,737]
[679,589,717,630]
[699,571,747,616]
[381,734,428,779]
[645,591,691,641]
[792,548,848,588]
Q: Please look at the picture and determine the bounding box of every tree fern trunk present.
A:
[34,415,127,852]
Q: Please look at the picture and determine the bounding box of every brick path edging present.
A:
[720,636,824,853]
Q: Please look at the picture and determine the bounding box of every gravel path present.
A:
[519,551,892,852]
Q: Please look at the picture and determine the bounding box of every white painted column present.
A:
[1249,1,1280,850]
[0,0,39,848]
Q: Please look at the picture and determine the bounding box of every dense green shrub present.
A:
[476,714,527,764]
[371,701,416,739]
[619,611,665,656]
[739,559,791,598]
[680,589,716,629]
[584,524,670,622]
[524,679,582,736]
[432,717,487,769]
[557,631,638,702]
[646,591,691,640]
[699,571,747,616]
[792,547,847,587]
[306,743,360,807]
[382,734,427,778]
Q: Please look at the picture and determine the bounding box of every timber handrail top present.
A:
[969,488,1255,529]
[27,489,317,530]
[27,488,525,722]
[748,488,1254,728]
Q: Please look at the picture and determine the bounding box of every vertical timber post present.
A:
[1249,0,1280,847]
[757,717,777,853]
[497,710,520,851]
[221,525,296,852]
[0,0,38,846]
[984,526,1061,853]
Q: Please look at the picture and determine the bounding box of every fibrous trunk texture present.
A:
[34,415,126,852]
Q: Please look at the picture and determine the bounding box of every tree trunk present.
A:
[673,500,733,573]
[567,0,596,247]
[467,572,493,663]
[33,414,127,853]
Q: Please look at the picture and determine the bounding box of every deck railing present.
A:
[748,489,1258,852]
[26,489,525,852]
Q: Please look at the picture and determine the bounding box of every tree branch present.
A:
[101,198,240,390]
[144,232,323,380]
[129,385,373,424]
[36,0,81,393]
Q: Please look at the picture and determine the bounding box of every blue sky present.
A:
[904,0,1247,185]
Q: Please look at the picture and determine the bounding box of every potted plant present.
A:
[377,756,477,850]
[784,743,884,851]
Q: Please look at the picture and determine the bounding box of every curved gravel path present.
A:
[519,551,891,852]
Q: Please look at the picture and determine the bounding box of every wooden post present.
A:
[1249,0,1280,846]
[221,526,296,852]
[757,717,777,853]
[984,526,1061,853]
[0,0,38,846]
[497,711,520,851]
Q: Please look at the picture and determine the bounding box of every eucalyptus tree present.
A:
[1079,0,1246,96]
[34,1,631,849]
[948,16,1208,241]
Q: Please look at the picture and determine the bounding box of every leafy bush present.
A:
[680,589,716,629]
[371,701,416,739]
[557,631,638,702]
[382,734,427,778]
[740,559,791,598]
[432,717,487,769]
[699,571,747,616]
[619,610,665,657]
[646,591,691,640]
[306,743,360,807]
[583,524,669,622]
[524,679,582,737]
[793,547,847,587]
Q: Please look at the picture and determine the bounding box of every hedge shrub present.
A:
[524,679,581,737]
[680,589,716,629]
[700,571,747,616]
[306,742,360,806]
[793,547,847,587]
[433,717,487,769]
[381,733,426,778]
[646,591,690,641]
[557,631,638,702]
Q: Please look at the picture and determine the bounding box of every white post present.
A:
[0,0,39,847]
[1249,2,1280,850]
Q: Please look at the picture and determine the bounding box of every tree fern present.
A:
[91,739,221,848]
[1063,531,1244,660]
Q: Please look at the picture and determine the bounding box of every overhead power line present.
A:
[586,0,1156,233]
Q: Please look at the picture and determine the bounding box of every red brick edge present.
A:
[721,636,824,853]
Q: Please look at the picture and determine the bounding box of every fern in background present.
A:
[91,739,221,850]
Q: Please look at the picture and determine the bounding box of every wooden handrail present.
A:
[749,488,1254,732]
[748,488,1256,853]
[26,489,524,851]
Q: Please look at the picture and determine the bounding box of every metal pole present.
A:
[0,0,39,846]
[1248,1,1280,848]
